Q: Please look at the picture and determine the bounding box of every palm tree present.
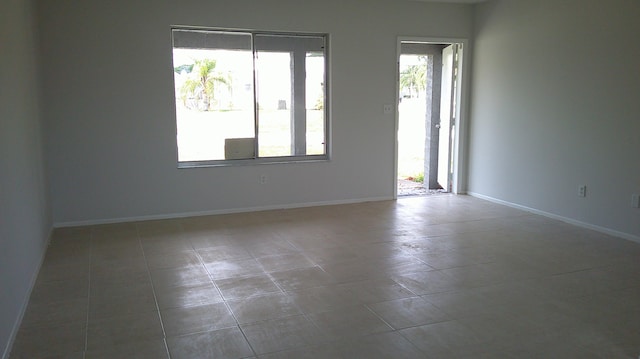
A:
[175,59,230,111]
[400,57,427,98]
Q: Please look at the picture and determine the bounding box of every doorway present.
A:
[395,39,465,197]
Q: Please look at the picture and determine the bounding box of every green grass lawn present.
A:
[176,107,324,162]
[177,101,425,181]
[397,99,427,180]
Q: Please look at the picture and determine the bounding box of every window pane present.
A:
[173,31,254,161]
[256,51,292,158]
[173,29,327,165]
[306,52,325,155]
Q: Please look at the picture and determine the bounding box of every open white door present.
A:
[437,44,457,191]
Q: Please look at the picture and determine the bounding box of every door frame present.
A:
[393,36,470,198]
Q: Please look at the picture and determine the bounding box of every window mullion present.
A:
[251,34,260,159]
[291,48,307,156]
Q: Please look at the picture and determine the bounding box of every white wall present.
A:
[469,0,640,239]
[0,0,51,356]
[38,0,473,225]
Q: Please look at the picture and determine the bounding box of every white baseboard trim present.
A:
[53,196,395,228]
[468,192,640,244]
[3,227,53,359]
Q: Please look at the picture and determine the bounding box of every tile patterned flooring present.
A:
[9,195,640,358]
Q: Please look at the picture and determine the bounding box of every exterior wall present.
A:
[425,49,443,189]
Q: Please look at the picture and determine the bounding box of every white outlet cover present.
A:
[578,185,587,197]
[632,194,640,208]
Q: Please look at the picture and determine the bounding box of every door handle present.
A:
[435,123,441,128]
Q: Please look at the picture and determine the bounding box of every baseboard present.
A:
[2,227,53,359]
[468,192,640,244]
[53,196,395,228]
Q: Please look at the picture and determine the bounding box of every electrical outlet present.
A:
[260,174,267,184]
[632,194,640,208]
[578,185,587,197]
[383,104,393,114]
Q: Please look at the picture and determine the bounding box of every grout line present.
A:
[84,230,93,356]
[362,303,396,332]
[47,199,640,358]
[136,223,172,359]
[192,231,259,358]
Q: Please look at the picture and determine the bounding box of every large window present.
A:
[171,28,328,166]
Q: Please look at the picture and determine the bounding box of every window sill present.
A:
[177,155,330,169]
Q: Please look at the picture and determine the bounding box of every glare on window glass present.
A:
[172,29,327,164]
[306,52,325,155]
[256,52,292,158]
[173,48,254,162]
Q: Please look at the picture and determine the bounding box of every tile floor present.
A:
[9,195,640,358]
